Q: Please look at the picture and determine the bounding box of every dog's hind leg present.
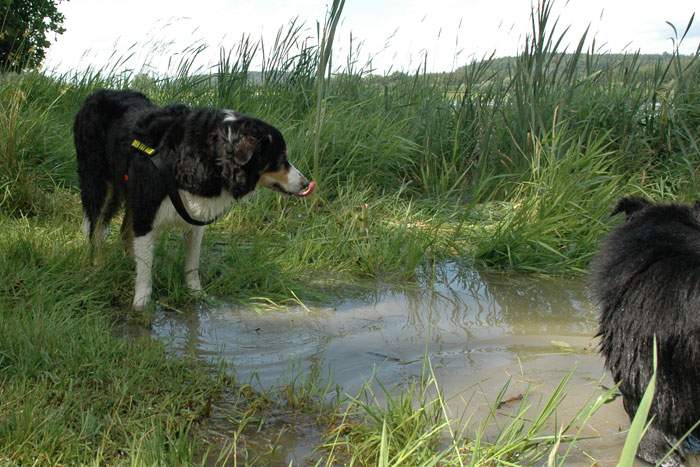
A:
[75,115,110,245]
[98,183,123,241]
[132,232,155,311]
[79,180,113,266]
[121,207,134,256]
[79,178,110,243]
[184,226,204,293]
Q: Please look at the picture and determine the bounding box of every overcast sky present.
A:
[44,0,699,75]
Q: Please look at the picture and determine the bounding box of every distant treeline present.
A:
[374,53,697,83]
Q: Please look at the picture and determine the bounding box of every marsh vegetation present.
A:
[1,0,699,464]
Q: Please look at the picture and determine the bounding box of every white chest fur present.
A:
[153,190,235,230]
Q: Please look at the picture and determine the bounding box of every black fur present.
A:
[75,89,294,237]
[592,197,700,466]
[75,89,310,310]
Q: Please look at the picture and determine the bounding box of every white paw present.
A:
[81,216,91,238]
[185,267,202,293]
[186,276,203,293]
[132,291,151,311]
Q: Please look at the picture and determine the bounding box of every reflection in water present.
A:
[152,263,630,466]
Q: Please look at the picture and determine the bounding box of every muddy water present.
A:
[152,264,634,465]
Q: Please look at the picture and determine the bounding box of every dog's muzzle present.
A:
[260,164,315,197]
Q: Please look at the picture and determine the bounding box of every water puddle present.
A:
[152,264,635,465]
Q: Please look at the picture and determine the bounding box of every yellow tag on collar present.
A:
[131,139,156,155]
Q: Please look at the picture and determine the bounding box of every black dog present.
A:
[75,89,314,310]
[592,197,700,466]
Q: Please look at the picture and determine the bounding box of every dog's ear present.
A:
[611,196,650,218]
[218,126,257,166]
[231,134,256,166]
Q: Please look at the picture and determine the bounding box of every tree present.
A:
[0,0,67,71]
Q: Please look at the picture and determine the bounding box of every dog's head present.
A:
[612,196,700,223]
[610,196,651,220]
[214,112,314,198]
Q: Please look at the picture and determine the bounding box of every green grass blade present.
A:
[617,336,657,467]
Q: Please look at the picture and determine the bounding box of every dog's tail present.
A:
[74,89,150,242]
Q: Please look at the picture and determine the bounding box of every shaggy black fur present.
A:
[592,197,700,466]
[74,89,295,238]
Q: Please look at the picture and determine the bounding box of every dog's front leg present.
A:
[184,226,204,292]
[132,232,155,311]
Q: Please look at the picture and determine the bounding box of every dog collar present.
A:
[131,139,156,156]
[128,139,215,227]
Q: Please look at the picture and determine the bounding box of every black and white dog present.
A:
[75,89,314,310]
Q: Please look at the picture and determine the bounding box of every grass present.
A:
[0,216,228,464]
[318,361,619,466]
[616,339,658,467]
[0,0,699,463]
[471,122,624,273]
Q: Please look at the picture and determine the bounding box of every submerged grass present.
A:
[319,360,619,466]
[1,0,699,463]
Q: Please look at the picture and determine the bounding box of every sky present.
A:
[44,0,700,76]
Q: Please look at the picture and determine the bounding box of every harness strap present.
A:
[130,139,215,227]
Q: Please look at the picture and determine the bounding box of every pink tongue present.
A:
[299,180,316,197]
